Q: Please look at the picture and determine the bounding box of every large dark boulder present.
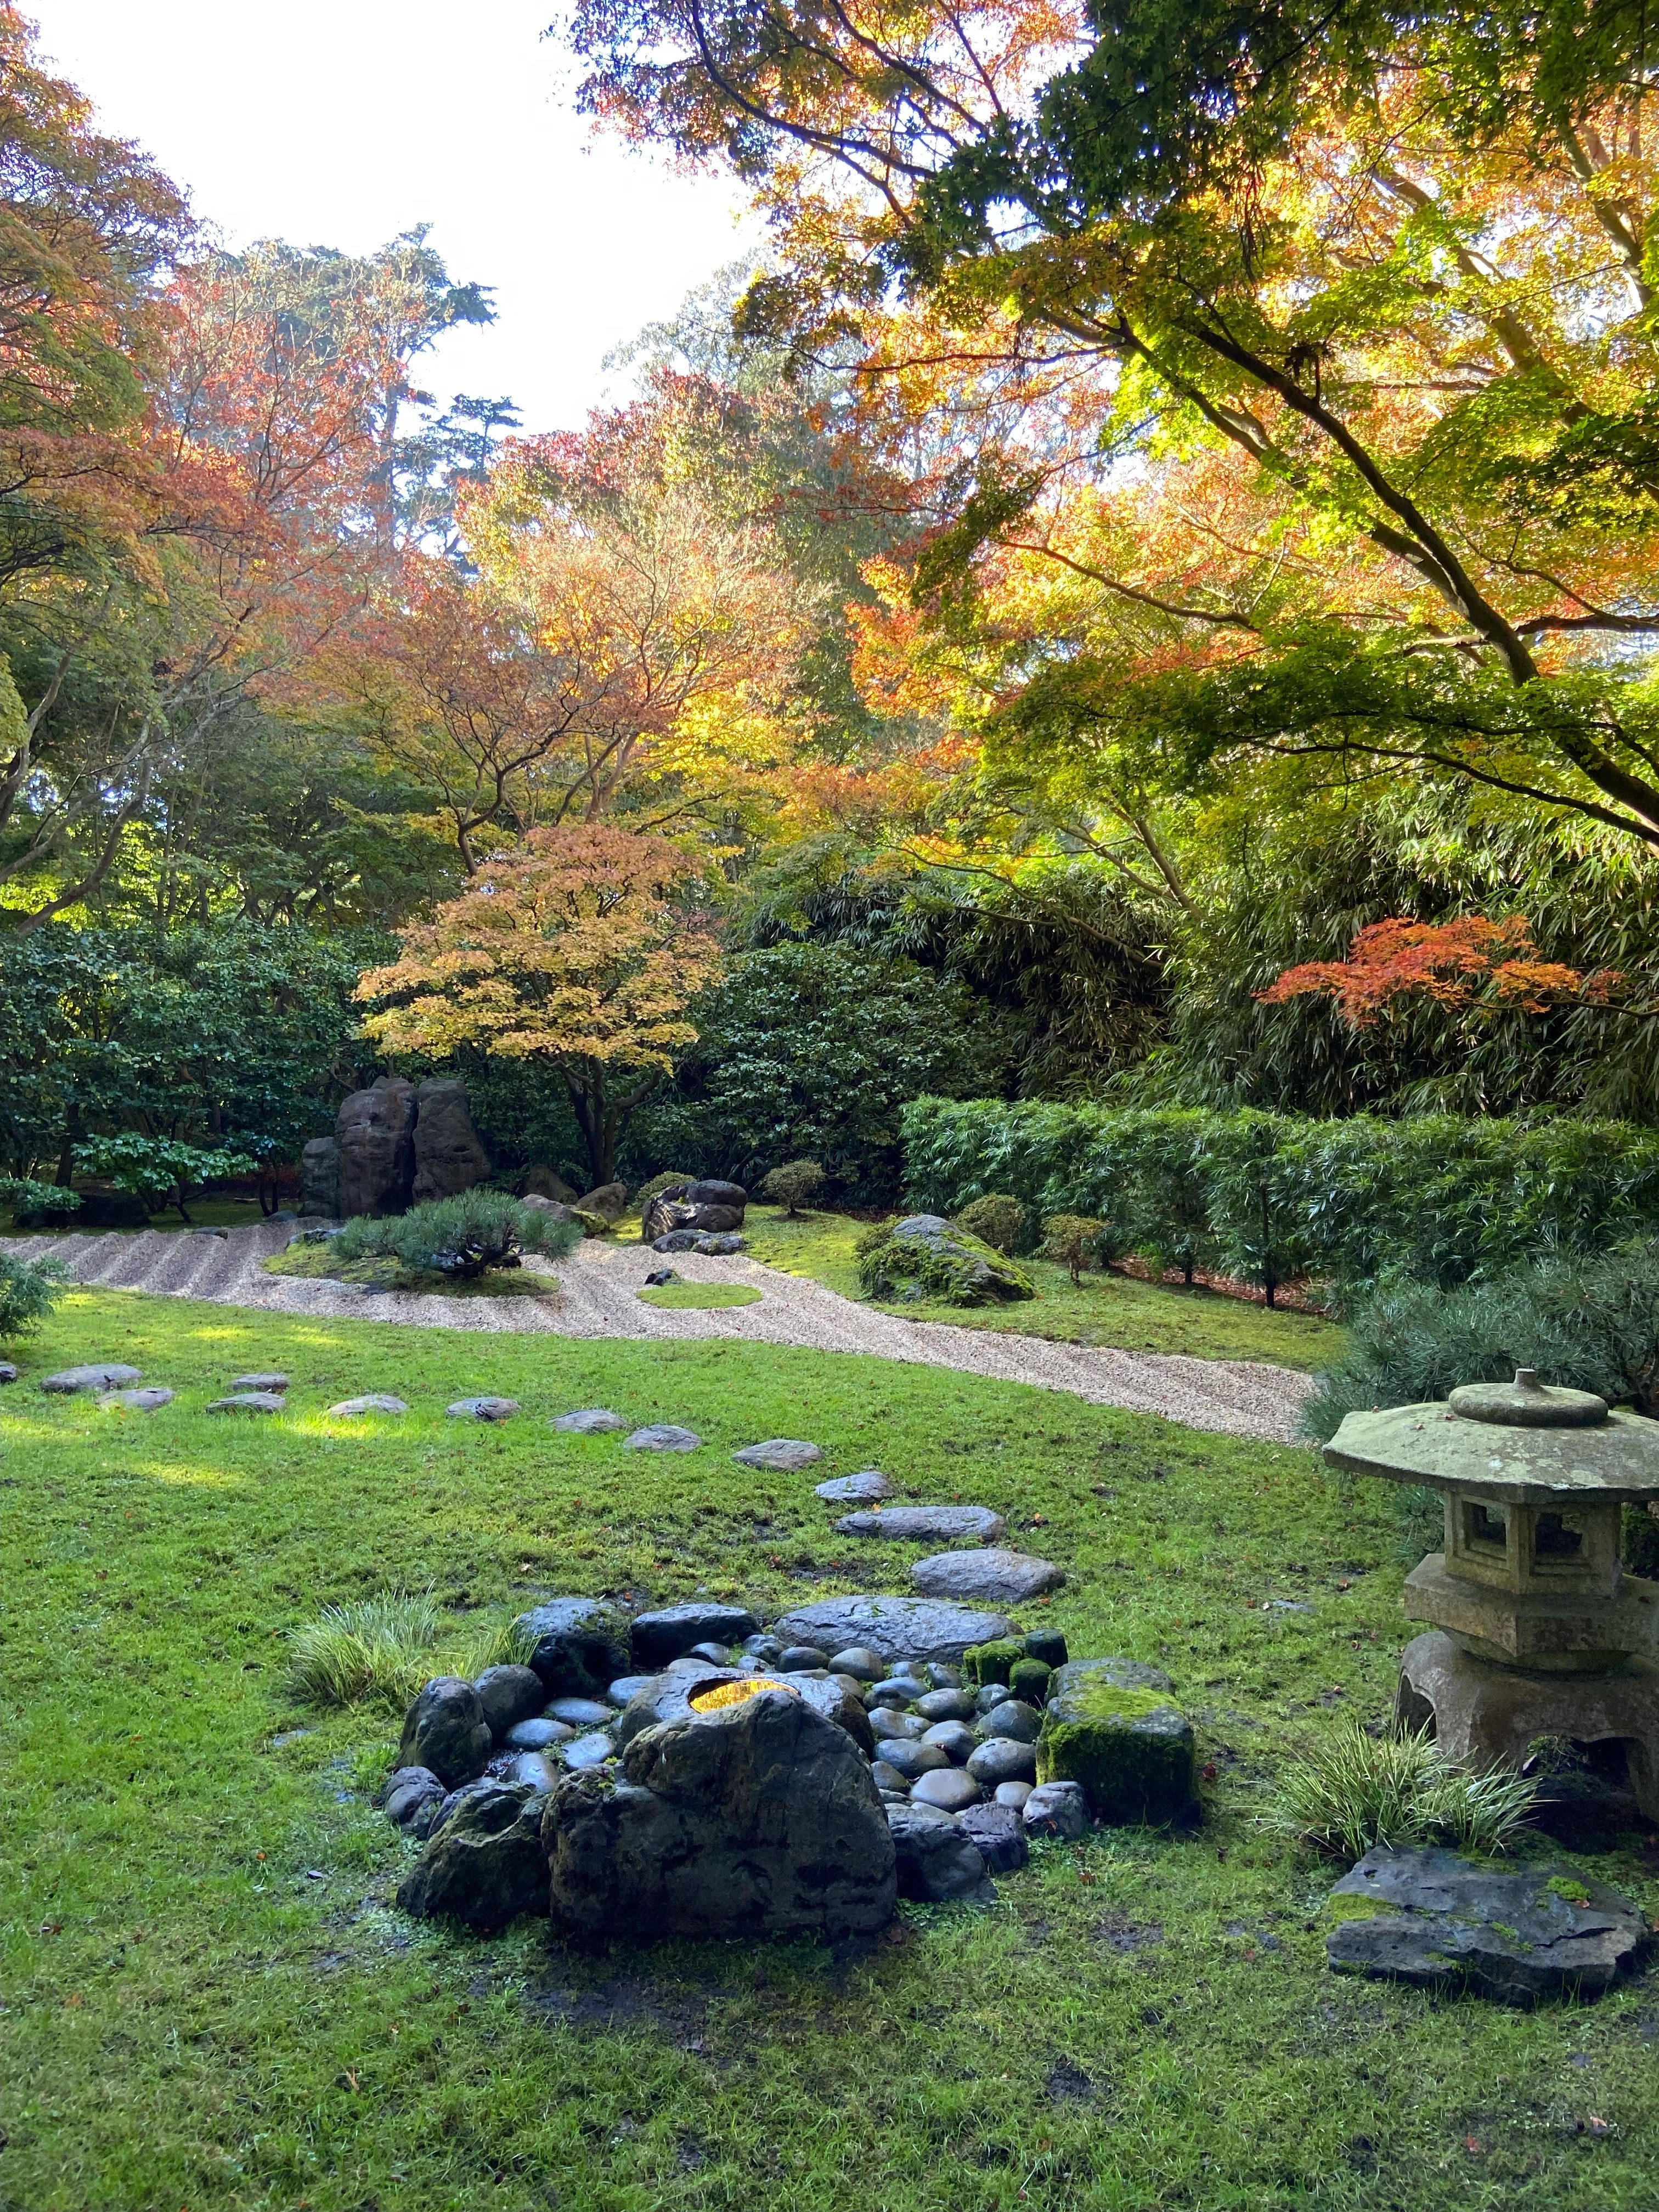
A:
[886,1803,997,1903]
[631,1604,762,1669]
[298,1136,339,1218]
[514,1598,632,1697]
[542,1686,896,1940]
[397,1780,550,1929]
[641,1178,749,1242]
[615,1664,875,1759]
[857,1215,1035,1306]
[336,1076,416,1218]
[397,1677,493,1789]
[411,1078,491,1203]
[21,1183,149,1229]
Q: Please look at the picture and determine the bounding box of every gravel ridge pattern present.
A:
[2,1223,1314,1441]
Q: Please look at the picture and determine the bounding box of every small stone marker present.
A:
[552,1408,627,1434]
[1326,1846,1650,2002]
[911,1548,1064,1602]
[41,1363,141,1395]
[206,1391,286,1415]
[837,1505,1006,1544]
[732,1438,823,1471]
[816,1470,891,1503]
[327,1394,409,1417]
[231,1372,289,1392]
[445,1396,521,1421]
[623,1423,702,1452]
[101,1386,174,1412]
[1036,1659,1197,1824]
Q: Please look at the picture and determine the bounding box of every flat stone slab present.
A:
[231,1372,289,1392]
[42,1363,141,1394]
[624,1424,702,1452]
[1327,1847,1650,2002]
[447,1396,521,1421]
[206,1391,286,1415]
[553,1408,627,1434]
[101,1386,174,1412]
[772,1595,1014,1668]
[328,1395,409,1417]
[816,1470,892,1503]
[837,1505,1006,1544]
[631,1604,761,1669]
[732,1438,823,1471]
[911,1548,1064,1602]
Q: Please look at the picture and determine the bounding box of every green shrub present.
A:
[0,1250,69,1338]
[332,1189,580,1279]
[759,1159,825,1215]
[955,1193,1025,1255]
[286,1590,440,1710]
[1276,1720,1538,1859]
[1040,1213,1110,1284]
[0,1176,79,1222]
[635,1170,694,1212]
[901,1098,1659,1307]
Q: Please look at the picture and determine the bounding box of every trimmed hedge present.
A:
[900,1099,1659,1306]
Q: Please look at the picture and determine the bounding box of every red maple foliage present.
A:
[1259,917,1621,1025]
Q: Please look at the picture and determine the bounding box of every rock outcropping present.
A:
[336,1076,417,1218]
[411,1078,492,1203]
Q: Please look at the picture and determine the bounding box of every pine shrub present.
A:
[332,1189,580,1279]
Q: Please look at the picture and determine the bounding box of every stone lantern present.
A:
[1323,1369,1659,1818]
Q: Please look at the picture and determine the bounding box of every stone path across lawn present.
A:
[1,1222,1316,1443]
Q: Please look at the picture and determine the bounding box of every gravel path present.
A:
[3,1222,1317,1443]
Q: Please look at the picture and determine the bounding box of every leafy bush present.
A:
[1040,1213,1110,1284]
[332,1190,580,1279]
[759,1158,825,1215]
[0,1250,69,1338]
[1304,1239,1659,1438]
[902,1098,1659,1307]
[0,1176,78,1220]
[1275,1721,1538,1859]
[955,1193,1025,1255]
[285,1590,439,1710]
[75,1135,256,1222]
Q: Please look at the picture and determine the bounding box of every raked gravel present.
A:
[1,1221,1316,1443]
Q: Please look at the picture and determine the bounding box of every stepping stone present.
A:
[732,1438,822,1471]
[0,1361,20,1384]
[772,1595,1014,1668]
[624,1424,701,1452]
[446,1396,520,1421]
[631,1604,760,1668]
[911,1767,984,1813]
[1325,1847,1651,2002]
[41,1363,141,1395]
[101,1386,174,1412]
[553,1408,627,1434]
[328,1395,408,1417]
[816,1470,891,1504]
[837,1505,1006,1544]
[911,1548,1064,1602]
[206,1392,286,1415]
[231,1372,288,1392]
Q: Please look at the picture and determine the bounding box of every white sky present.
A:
[36,0,759,433]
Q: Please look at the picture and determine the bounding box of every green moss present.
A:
[963,1637,1025,1688]
[1545,1875,1592,1905]
[1322,1894,1405,1926]
[636,1283,764,1310]
[856,1218,1035,1306]
[1008,1657,1052,1704]
[1061,1680,1170,1723]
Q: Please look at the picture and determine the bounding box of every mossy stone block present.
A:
[1023,1628,1069,1669]
[1009,1657,1053,1705]
[963,1637,1025,1689]
[1036,1658,1198,1825]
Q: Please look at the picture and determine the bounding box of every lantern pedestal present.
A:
[1396,1630,1659,1820]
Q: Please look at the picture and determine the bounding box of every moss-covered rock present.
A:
[1009,1656,1053,1705]
[963,1637,1026,1689]
[1036,1658,1198,1825]
[856,1215,1036,1306]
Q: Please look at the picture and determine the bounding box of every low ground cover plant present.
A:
[1275,1721,1540,1859]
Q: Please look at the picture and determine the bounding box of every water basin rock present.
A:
[772,1595,1013,1669]
[911,1548,1064,1603]
[397,1677,493,1790]
[1325,1847,1650,2002]
[42,1363,142,1395]
[473,1664,546,1739]
[816,1471,893,1504]
[957,1801,1029,1872]
[837,1505,1006,1545]
[328,1394,408,1417]
[631,1604,761,1669]
[733,1438,823,1471]
[624,1424,702,1452]
[887,1802,997,1904]
[553,1408,627,1434]
[397,1780,549,1930]
[1022,1780,1093,1841]
[616,1666,875,1759]
[1036,1659,1198,1825]
[514,1598,633,1699]
[543,1685,895,1940]
[446,1396,520,1422]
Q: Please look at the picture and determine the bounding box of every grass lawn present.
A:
[738,1207,1348,1371]
[4,1289,1656,2212]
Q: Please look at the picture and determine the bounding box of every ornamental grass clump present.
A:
[286,1589,441,1710]
[332,1189,580,1280]
[1274,1720,1538,1860]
